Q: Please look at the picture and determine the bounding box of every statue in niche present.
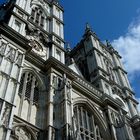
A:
[1,105,11,127]
[0,42,6,55]
[66,81,71,100]
[15,127,31,140]
[15,53,23,66]
[6,47,16,62]
[72,115,81,140]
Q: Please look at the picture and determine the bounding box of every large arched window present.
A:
[18,72,39,103]
[15,71,40,125]
[74,105,104,140]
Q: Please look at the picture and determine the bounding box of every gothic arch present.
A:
[22,67,46,91]
[31,0,50,17]
[15,67,46,126]
[73,97,111,140]
[113,94,128,112]
[11,123,37,140]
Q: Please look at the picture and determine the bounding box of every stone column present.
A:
[47,74,55,140]
[127,98,137,117]
[47,86,55,140]
[62,74,73,140]
[119,109,135,140]
[107,108,117,140]
[63,74,70,140]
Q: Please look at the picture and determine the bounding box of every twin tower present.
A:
[0,0,139,139]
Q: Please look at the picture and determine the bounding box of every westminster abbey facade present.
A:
[0,0,140,139]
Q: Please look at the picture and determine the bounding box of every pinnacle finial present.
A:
[51,0,59,4]
[85,22,91,32]
[106,40,112,47]
[66,42,71,52]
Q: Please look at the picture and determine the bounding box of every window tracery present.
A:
[18,72,39,105]
[16,71,40,125]
[30,7,46,28]
[74,105,104,140]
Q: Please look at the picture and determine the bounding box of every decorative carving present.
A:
[6,47,16,62]
[0,42,6,55]
[25,23,49,57]
[95,106,104,118]
[29,39,46,57]
[127,125,134,139]
[31,0,50,16]
[0,101,2,112]
[1,104,11,127]
[26,23,49,45]
[11,124,39,140]
[15,127,31,140]
[15,53,23,66]
[72,115,79,139]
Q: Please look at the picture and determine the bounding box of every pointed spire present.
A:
[71,58,75,64]
[83,23,98,39]
[106,40,112,47]
[85,22,92,33]
[66,42,71,52]
[51,0,59,4]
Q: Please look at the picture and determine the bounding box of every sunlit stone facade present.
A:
[0,0,139,139]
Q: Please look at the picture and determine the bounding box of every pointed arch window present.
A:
[74,105,104,140]
[18,72,39,104]
[16,71,40,125]
[95,125,101,140]
[30,7,46,28]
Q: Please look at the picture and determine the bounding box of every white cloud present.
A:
[112,18,140,79]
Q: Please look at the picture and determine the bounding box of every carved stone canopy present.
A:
[15,127,31,140]
[11,125,37,140]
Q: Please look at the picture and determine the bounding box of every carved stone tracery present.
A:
[11,125,37,140]
[15,127,31,140]
[31,0,50,16]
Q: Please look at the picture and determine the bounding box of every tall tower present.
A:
[0,0,140,140]
[0,0,66,139]
[67,24,140,140]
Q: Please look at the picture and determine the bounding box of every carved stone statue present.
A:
[1,105,11,127]
[15,53,23,66]
[0,42,6,55]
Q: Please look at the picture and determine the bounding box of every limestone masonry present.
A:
[0,0,140,139]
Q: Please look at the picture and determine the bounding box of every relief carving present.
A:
[26,24,49,45]
[0,104,11,127]
[15,53,23,66]
[0,42,6,55]
[25,24,49,57]
[6,47,16,62]
[15,127,31,140]
[29,39,46,57]
[11,125,38,140]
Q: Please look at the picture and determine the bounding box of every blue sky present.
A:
[0,0,140,100]
[60,0,140,100]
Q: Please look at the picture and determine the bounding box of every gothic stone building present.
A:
[0,0,140,140]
